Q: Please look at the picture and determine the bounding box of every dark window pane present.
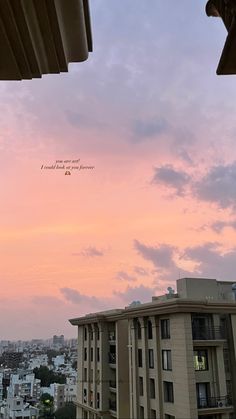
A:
[161,319,170,339]
[164,381,174,403]
[147,320,153,339]
[138,348,143,367]
[148,349,154,368]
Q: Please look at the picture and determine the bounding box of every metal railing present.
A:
[192,325,226,340]
[197,395,232,409]
[108,352,116,364]
[109,380,117,388]
[109,399,117,411]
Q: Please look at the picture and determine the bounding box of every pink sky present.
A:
[1,1,236,339]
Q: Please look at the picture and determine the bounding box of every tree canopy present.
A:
[34,366,66,386]
[55,402,76,419]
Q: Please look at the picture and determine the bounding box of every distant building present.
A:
[0,396,39,419]
[70,277,236,419]
[1,352,23,369]
[53,355,65,370]
[7,372,41,402]
[53,335,65,348]
[28,354,48,370]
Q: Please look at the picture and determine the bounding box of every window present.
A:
[148,349,154,368]
[161,319,170,339]
[224,348,230,373]
[140,406,144,419]
[91,347,93,361]
[227,380,232,397]
[194,350,208,371]
[97,347,100,362]
[196,382,210,408]
[97,328,100,340]
[147,320,153,339]
[150,378,155,398]
[165,415,175,419]
[162,350,172,371]
[138,348,143,367]
[84,327,87,341]
[137,321,142,339]
[84,348,87,361]
[84,368,87,382]
[83,388,87,403]
[164,381,174,403]
[108,330,116,341]
[150,410,157,419]
[139,377,144,396]
[97,392,100,409]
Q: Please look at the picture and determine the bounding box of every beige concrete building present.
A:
[70,278,236,419]
[70,309,130,419]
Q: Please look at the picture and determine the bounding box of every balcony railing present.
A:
[109,399,117,411]
[197,395,232,409]
[108,352,116,364]
[109,380,117,389]
[192,326,226,340]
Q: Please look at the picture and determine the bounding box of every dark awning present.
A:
[0,0,92,80]
[206,0,236,75]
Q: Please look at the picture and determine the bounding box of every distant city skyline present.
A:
[1,0,236,339]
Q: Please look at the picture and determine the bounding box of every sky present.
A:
[1,0,236,339]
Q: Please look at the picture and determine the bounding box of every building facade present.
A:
[70,278,236,419]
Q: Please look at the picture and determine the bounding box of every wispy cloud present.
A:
[116,271,137,282]
[183,243,236,281]
[114,284,156,304]
[72,246,104,257]
[211,220,236,233]
[132,117,168,142]
[133,266,149,276]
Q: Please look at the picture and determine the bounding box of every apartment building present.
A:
[70,277,236,419]
[7,372,41,402]
[70,309,130,419]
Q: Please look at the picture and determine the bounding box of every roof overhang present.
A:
[206,0,236,74]
[0,0,92,80]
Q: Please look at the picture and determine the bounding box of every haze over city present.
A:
[1,0,236,339]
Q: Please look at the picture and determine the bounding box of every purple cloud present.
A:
[151,165,190,195]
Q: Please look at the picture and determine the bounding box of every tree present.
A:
[55,402,76,419]
[33,366,66,386]
[39,393,54,418]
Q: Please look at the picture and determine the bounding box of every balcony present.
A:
[192,326,226,341]
[109,399,117,412]
[198,395,232,409]
[108,353,116,364]
[109,380,117,389]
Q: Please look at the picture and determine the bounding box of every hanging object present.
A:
[206,0,236,74]
[0,0,92,80]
